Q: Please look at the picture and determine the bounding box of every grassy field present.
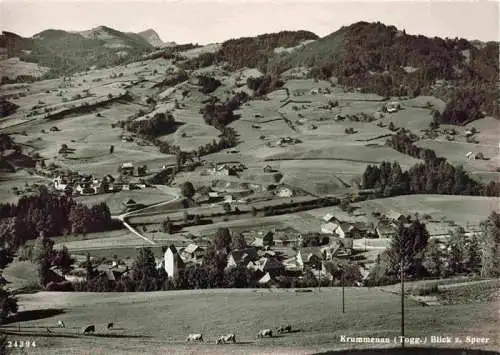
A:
[74,187,174,214]
[1,288,497,354]
[355,195,499,227]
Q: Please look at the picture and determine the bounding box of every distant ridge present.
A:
[137,29,168,48]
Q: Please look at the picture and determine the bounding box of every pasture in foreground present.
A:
[2,288,497,354]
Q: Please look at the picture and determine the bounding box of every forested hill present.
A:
[0,26,154,76]
[267,22,499,124]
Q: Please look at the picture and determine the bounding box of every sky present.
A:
[0,0,498,44]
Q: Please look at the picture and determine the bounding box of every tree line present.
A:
[0,186,116,249]
[381,132,500,197]
[386,132,444,163]
[361,160,499,197]
[365,212,500,286]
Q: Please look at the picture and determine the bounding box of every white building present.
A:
[53,176,68,191]
[275,186,294,198]
[164,245,185,279]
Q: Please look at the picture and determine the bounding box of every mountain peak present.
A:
[137,29,165,48]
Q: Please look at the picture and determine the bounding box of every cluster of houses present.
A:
[52,162,147,196]
[205,163,246,177]
[155,225,357,287]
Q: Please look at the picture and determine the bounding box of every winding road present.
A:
[112,185,181,246]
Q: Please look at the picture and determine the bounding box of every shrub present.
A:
[45,281,75,292]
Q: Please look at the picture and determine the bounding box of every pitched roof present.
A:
[121,162,134,168]
[258,272,272,284]
[122,198,137,206]
[166,244,178,254]
[387,210,404,221]
[183,243,200,254]
[259,257,283,271]
[321,222,339,233]
[322,212,337,222]
[376,222,398,236]
[230,248,258,264]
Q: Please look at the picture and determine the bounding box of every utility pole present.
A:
[400,256,405,349]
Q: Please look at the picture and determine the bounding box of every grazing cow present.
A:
[185,333,203,342]
[107,322,114,329]
[277,325,292,333]
[257,329,273,338]
[216,333,236,344]
[82,325,95,335]
[57,320,65,328]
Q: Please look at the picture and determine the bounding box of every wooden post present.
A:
[342,268,345,313]
[401,256,405,349]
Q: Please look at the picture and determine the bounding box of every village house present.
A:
[385,101,401,113]
[386,210,407,223]
[208,191,220,200]
[34,159,46,170]
[122,198,138,210]
[74,182,94,195]
[275,186,294,198]
[226,248,259,269]
[375,222,398,239]
[120,162,135,176]
[258,272,280,288]
[53,176,69,191]
[321,238,353,260]
[209,164,236,176]
[253,231,274,247]
[181,244,204,264]
[163,245,185,279]
[263,165,276,173]
[321,222,339,235]
[322,212,339,224]
[250,256,284,276]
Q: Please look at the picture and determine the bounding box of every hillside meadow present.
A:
[0,288,496,355]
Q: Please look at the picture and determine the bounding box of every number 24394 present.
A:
[7,340,36,348]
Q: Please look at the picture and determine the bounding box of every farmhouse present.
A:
[122,199,137,209]
[321,238,353,259]
[322,212,340,224]
[386,210,407,223]
[258,272,280,287]
[253,231,274,247]
[321,222,339,235]
[120,162,135,176]
[375,222,398,238]
[254,257,284,276]
[226,248,259,269]
[275,186,294,198]
[263,165,275,173]
[209,164,236,176]
[163,245,185,279]
[74,182,94,195]
[385,101,401,113]
[181,244,204,263]
[53,176,69,191]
